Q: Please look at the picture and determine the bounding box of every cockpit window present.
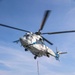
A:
[26,34,29,39]
[23,34,26,37]
[39,38,42,41]
[23,33,30,39]
[38,37,44,44]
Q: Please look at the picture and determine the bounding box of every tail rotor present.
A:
[55,47,67,60]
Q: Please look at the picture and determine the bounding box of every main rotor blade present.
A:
[38,10,51,32]
[0,24,30,32]
[41,30,75,35]
[42,36,53,45]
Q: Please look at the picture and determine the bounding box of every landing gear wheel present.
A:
[25,49,28,51]
[46,52,50,58]
[47,54,49,57]
[34,55,37,59]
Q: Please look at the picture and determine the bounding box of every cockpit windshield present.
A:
[23,34,26,37]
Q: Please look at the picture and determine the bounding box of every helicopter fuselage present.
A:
[0,10,67,60]
[20,32,56,59]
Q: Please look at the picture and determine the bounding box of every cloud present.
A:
[0,42,60,75]
[0,41,75,75]
[0,43,37,75]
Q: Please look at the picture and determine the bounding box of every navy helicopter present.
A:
[1,10,75,60]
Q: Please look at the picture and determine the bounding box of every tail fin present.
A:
[55,47,67,60]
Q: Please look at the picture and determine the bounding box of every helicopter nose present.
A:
[20,37,23,41]
[20,37,26,42]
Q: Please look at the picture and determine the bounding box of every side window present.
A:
[40,38,45,44]
[26,34,29,39]
[37,38,44,44]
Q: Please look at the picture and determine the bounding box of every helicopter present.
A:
[1,10,75,60]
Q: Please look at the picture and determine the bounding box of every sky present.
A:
[0,0,75,75]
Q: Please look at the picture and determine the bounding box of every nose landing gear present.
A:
[34,55,38,59]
